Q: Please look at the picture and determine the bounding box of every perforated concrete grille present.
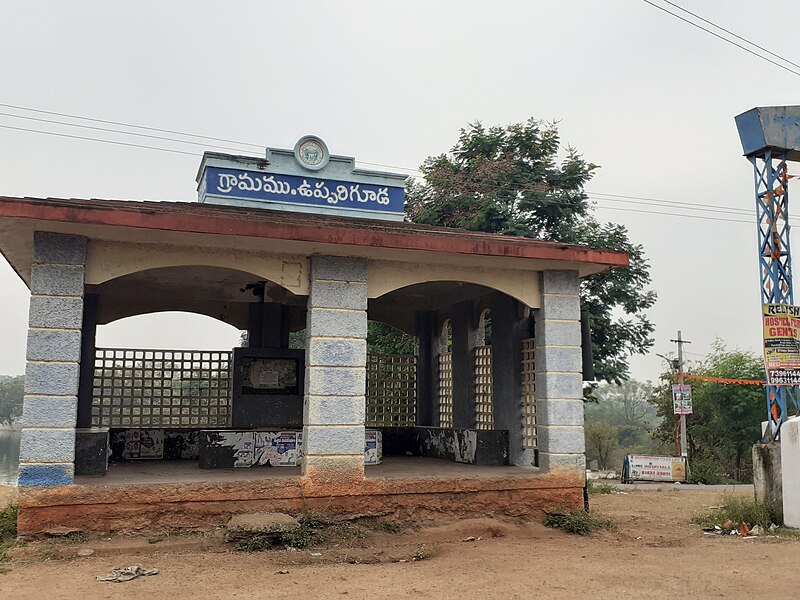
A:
[365,353,417,427]
[438,352,453,427]
[521,338,537,448]
[91,349,232,428]
[474,345,494,429]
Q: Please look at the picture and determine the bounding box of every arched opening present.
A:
[90,265,305,330]
[80,265,308,469]
[97,312,243,351]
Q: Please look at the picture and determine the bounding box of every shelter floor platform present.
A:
[74,456,537,486]
[19,457,583,536]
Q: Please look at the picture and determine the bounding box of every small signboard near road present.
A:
[622,455,687,483]
[762,303,800,385]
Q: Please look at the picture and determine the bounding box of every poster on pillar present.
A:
[671,385,692,415]
[762,304,800,385]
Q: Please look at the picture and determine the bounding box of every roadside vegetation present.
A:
[0,504,18,561]
[235,512,405,552]
[692,495,782,531]
[544,510,615,536]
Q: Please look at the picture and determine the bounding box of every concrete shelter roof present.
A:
[0,196,628,287]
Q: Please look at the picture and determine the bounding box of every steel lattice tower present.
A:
[736,106,800,435]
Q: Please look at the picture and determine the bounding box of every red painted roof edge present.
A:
[0,197,629,267]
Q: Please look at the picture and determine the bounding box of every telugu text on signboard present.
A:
[762,303,800,385]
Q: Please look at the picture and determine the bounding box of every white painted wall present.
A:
[780,417,800,528]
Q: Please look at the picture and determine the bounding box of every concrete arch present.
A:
[368,260,540,308]
[92,264,303,329]
[85,240,309,296]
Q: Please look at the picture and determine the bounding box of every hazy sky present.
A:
[2,1,800,382]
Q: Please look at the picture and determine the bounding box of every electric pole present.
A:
[670,331,691,458]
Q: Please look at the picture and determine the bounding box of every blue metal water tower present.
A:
[735,106,800,435]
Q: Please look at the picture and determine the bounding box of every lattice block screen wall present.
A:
[91,349,232,428]
[474,346,494,429]
[365,354,417,427]
[521,338,537,448]
[438,352,453,427]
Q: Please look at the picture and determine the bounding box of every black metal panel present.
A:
[74,428,109,476]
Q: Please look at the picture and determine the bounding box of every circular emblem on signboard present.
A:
[294,135,330,171]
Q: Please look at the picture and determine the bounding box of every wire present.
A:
[0,123,202,157]
[0,99,791,221]
[2,100,798,226]
[588,191,753,216]
[0,101,265,149]
[659,0,800,71]
[642,0,800,78]
[0,121,780,226]
[0,111,255,155]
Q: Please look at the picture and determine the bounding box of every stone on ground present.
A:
[225,512,300,543]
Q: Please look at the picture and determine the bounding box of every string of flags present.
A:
[678,373,766,386]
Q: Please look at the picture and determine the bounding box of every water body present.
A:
[0,428,21,486]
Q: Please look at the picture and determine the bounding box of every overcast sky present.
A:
[2,0,800,383]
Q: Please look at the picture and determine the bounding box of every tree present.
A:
[586,380,659,448]
[650,344,765,483]
[0,376,24,425]
[406,119,655,383]
[584,421,619,470]
[367,322,416,355]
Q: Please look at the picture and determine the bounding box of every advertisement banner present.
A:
[762,304,800,385]
[622,455,687,483]
[672,384,693,415]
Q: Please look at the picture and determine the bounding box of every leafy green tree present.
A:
[586,380,659,450]
[367,322,416,355]
[0,376,24,425]
[651,344,765,483]
[406,119,655,383]
[584,421,619,470]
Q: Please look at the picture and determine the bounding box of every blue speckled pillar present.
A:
[18,232,87,486]
[302,256,368,482]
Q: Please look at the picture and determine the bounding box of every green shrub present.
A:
[693,495,783,530]
[0,504,18,560]
[544,510,614,535]
[689,458,735,485]
[587,480,617,495]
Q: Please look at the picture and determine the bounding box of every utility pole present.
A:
[670,331,691,458]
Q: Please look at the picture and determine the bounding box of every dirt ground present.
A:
[2,484,798,599]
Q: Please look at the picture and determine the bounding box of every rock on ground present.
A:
[224,512,300,543]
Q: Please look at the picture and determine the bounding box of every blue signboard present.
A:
[204,167,405,215]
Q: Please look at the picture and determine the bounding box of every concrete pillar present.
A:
[302,256,368,483]
[490,294,534,466]
[452,301,478,429]
[18,232,88,486]
[534,271,585,474]
[415,311,436,426]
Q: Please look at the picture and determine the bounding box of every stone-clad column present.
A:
[18,232,88,486]
[302,256,368,483]
[534,271,585,473]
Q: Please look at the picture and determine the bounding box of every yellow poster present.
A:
[762,304,800,385]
